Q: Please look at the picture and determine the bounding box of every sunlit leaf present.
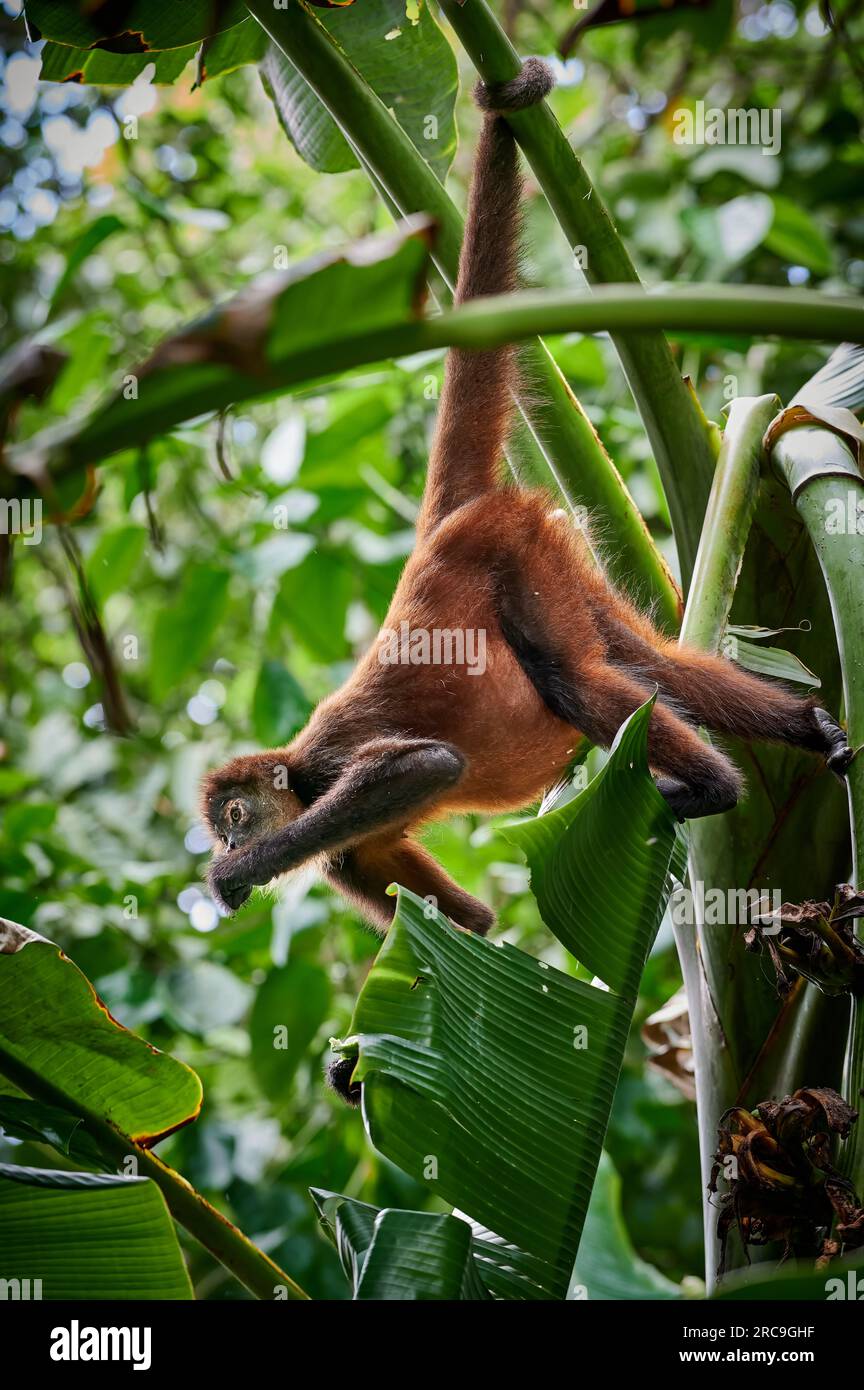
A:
[0,920,202,1146]
[0,1164,193,1300]
[258,0,458,181]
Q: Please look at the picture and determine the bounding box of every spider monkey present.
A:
[202,61,852,975]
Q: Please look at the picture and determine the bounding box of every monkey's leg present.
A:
[324,835,495,936]
[209,738,465,911]
[594,610,853,774]
[497,564,741,818]
[568,664,742,820]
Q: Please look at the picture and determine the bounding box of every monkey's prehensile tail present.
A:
[417,58,554,539]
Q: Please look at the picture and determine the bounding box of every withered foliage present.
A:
[744,884,864,997]
[710,1086,864,1277]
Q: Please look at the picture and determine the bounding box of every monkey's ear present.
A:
[326,1055,362,1107]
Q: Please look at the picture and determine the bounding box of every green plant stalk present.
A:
[244,0,680,626]
[676,393,780,1285]
[436,0,718,585]
[680,396,776,650]
[22,285,863,483]
[0,1047,309,1301]
[772,424,864,1193]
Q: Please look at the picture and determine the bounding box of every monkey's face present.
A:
[200,754,305,860]
[209,787,262,853]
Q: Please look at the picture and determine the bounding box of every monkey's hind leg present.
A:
[498,580,742,820]
[561,663,743,821]
[594,608,854,777]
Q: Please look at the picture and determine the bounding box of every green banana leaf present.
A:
[0,919,202,1145]
[0,1164,193,1300]
[571,1151,682,1300]
[0,918,308,1301]
[0,1095,108,1170]
[331,701,679,1298]
[314,1195,490,1301]
[506,696,677,997]
[259,0,457,181]
[313,1148,681,1301]
[313,1189,546,1300]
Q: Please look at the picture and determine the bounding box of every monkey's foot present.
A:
[655,773,739,822]
[813,707,855,780]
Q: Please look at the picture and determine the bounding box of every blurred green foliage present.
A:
[0,0,860,1295]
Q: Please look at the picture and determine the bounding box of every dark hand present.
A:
[209,853,254,913]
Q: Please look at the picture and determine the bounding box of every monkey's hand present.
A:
[208,853,254,913]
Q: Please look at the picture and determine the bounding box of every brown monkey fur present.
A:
[201,59,852,954]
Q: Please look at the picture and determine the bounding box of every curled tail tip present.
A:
[474,57,554,115]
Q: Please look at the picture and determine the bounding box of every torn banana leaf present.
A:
[312,1194,490,1300]
[331,703,680,1297]
[24,218,434,477]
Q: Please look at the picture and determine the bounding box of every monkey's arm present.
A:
[324,835,494,936]
[209,738,465,911]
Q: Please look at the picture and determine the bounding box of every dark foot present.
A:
[813,708,855,780]
[655,775,738,822]
[326,1056,361,1108]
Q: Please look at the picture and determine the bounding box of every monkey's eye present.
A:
[229,804,243,825]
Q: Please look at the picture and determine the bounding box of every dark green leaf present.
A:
[149,565,230,701]
[251,660,312,745]
[572,1151,681,1299]
[259,0,458,181]
[249,960,331,1102]
[25,1,247,51]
